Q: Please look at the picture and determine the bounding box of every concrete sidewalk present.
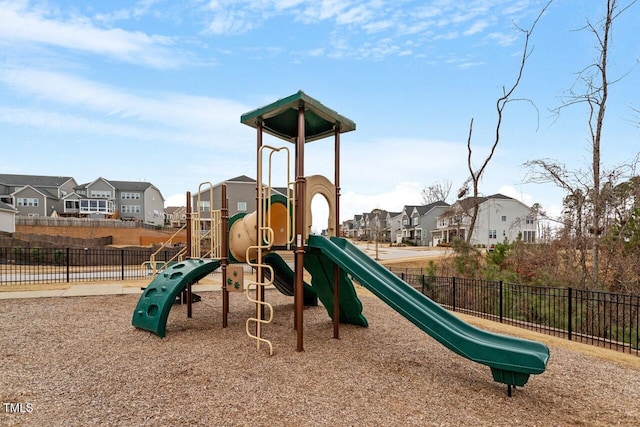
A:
[0,282,220,300]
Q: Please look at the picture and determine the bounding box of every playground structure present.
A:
[132,91,550,396]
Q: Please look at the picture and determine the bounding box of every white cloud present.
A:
[0,1,181,68]
[341,181,424,219]
[164,193,186,207]
[0,68,251,144]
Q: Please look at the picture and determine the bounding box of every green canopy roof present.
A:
[240,91,356,143]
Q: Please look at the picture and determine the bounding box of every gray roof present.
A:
[0,201,17,212]
[76,179,154,192]
[416,201,450,215]
[226,175,256,183]
[107,180,154,191]
[0,173,73,188]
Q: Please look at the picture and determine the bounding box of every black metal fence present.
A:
[0,247,182,284]
[390,268,640,356]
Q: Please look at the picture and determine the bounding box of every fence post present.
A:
[568,287,573,341]
[421,274,425,294]
[499,280,503,323]
[452,276,456,312]
[121,249,125,280]
[66,247,70,283]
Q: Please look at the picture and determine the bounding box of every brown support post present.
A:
[256,122,264,332]
[333,126,341,339]
[186,191,193,317]
[221,184,229,328]
[294,105,306,352]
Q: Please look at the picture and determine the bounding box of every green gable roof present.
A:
[240,91,356,143]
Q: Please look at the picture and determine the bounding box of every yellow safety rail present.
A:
[193,182,222,259]
[245,144,292,355]
[143,224,187,276]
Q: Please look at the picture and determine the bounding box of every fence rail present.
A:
[391,268,640,357]
[16,217,164,230]
[0,247,183,284]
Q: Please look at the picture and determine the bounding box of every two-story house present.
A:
[165,206,187,227]
[433,194,537,247]
[386,211,402,244]
[414,202,450,246]
[0,174,78,217]
[398,201,450,246]
[70,178,165,226]
[192,175,270,218]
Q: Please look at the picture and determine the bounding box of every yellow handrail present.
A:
[244,144,291,355]
[144,223,187,276]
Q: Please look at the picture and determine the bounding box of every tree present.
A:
[460,2,550,244]
[421,179,452,204]
[526,0,638,288]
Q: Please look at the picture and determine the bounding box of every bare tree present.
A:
[527,0,637,287]
[460,1,551,244]
[421,179,452,204]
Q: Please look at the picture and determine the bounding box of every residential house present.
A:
[165,206,187,227]
[72,178,165,226]
[352,215,365,240]
[414,202,450,246]
[0,174,77,217]
[0,201,17,233]
[433,194,537,247]
[193,175,259,218]
[398,202,450,246]
[387,211,403,244]
[340,218,356,238]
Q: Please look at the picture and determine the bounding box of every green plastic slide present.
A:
[307,235,550,388]
[263,252,318,306]
[132,258,221,337]
[304,248,368,327]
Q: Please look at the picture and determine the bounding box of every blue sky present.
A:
[1,0,638,229]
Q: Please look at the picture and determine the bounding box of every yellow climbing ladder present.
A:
[245,145,293,355]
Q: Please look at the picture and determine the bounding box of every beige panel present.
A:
[304,175,336,240]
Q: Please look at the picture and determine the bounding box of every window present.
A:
[413,215,419,225]
[17,198,38,207]
[523,230,536,243]
[65,200,80,211]
[237,202,247,212]
[199,201,210,212]
[90,190,112,198]
[489,230,497,239]
[80,199,114,214]
[121,192,141,200]
[402,217,409,226]
[501,215,507,222]
[121,205,141,214]
[526,216,534,225]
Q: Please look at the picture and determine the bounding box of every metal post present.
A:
[186,191,192,258]
[333,125,341,339]
[256,122,264,332]
[66,247,70,282]
[221,184,229,328]
[568,287,573,341]
[121,249,125,280]
[295,105,306,352]
[185,191,193,317]
[452,276,457,312]
[499,280,503,323]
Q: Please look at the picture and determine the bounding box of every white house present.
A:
[433,194,537,247]
[0,201,17,233]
